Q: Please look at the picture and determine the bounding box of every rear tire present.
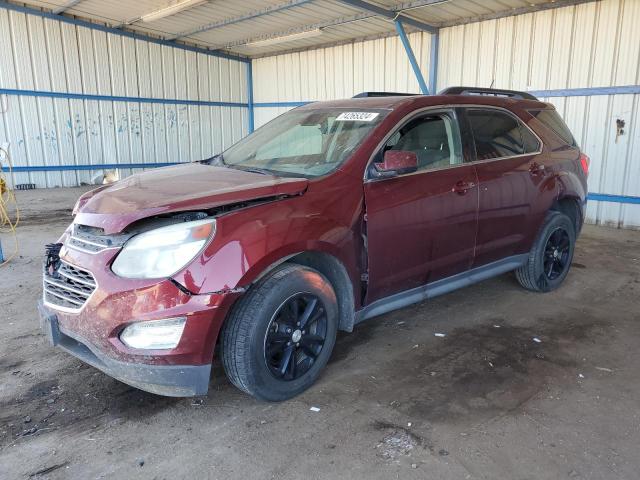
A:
[515,211,576,292]
[221,263,338,401]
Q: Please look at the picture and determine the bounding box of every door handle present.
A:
[529,162,546,176]
[452,180,476,195]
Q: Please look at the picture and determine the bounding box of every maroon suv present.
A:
[39,88,589,401]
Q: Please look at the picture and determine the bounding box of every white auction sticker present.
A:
[336,112,379,122]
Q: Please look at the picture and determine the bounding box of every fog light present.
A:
[120,317,186,350]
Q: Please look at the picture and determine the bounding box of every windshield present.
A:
[219,108,387,177]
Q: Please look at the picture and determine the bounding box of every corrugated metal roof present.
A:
[10,0,592,57]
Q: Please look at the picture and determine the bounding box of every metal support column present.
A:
[429,30,439,95]
[394,20,429,95]
[247,61,255,133]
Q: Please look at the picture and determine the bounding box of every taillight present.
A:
[579,153,590,176]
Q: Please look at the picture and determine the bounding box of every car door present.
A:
[461,107,550,268]
[363,109,479,303]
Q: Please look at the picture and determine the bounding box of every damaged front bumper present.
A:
[38,301,211,397]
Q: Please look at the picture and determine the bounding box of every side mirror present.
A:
[373,150,418,177]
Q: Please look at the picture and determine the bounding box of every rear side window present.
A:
[529,109,577,147]
[467,109,540,160]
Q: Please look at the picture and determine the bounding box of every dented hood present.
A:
[74,163,309,234]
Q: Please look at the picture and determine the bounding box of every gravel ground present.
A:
[1,187,639,480]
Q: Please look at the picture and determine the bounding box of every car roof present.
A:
[298,94,550,112]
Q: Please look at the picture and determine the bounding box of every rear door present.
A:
[462,107,551,267]
[363,109,479,302]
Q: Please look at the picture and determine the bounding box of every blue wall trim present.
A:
[3,159,640,206]
[529,85,640,98]
[254,85,640,107]
[2,162,179,173]
[254,101,310,108]
[0,2,250,64]
[588,193,640,205]
[395,20,430,95]
[0,88,248,108]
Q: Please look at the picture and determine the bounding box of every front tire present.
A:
[221,264,338,401]
[515,211,576,292]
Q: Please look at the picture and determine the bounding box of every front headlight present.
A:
[120,317,186,349]
[112,219,216,279]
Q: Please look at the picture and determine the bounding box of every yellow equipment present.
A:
[0,144,19,266]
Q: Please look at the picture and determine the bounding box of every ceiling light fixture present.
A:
[140,0,207,23]
[244,29,324,48]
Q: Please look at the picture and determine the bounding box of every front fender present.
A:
[172,196,362,295]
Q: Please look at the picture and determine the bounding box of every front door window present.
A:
[382,113,463,172]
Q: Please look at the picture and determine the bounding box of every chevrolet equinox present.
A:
[39,87,589,401]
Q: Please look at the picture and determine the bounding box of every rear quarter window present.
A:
[529,109,577,147]
[466,109,540,160]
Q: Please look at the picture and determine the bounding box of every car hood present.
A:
[74,163,309,234]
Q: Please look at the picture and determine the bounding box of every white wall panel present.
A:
[0,7,248,188]
[253,0,639,228]
[252,30,433,128]
[438,0,640,228]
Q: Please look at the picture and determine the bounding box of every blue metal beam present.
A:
[528,85,640,98]
[52,0,84,15]
[429,31,439,95]
[247,62,255,133]
[0,88,248,108]
[395,20,429,95]
[0,2,250,64]
[337,0,438,34]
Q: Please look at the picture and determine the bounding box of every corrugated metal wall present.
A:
[251,0,640,229]
[0,7,249,188]
[252,31,433,128]
[438,0,640,229]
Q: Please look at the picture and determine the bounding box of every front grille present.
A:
[67,224,129,254]
[43,261,97,312]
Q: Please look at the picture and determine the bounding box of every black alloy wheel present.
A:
[221,264,338,401]
[264,293,327,381]
[515,211,576,292]
[543,227,571,280]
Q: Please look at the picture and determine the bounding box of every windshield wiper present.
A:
[204,155,276,176]
[231,166,274,176]
[204,153,226,167]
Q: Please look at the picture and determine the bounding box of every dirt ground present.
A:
[1,186,639,480]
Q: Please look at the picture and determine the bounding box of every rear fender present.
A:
[556,170,588,205]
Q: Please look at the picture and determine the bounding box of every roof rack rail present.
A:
[352,92,419,98]
[438,87,538,101]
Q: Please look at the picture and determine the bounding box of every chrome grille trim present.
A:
[67,224,128,255]
[56,262,97,287]
[57,268,96,287]
[44,277,92,297]
[70,235,107,248]
[44,289,85,307]
[43,260,97,313]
